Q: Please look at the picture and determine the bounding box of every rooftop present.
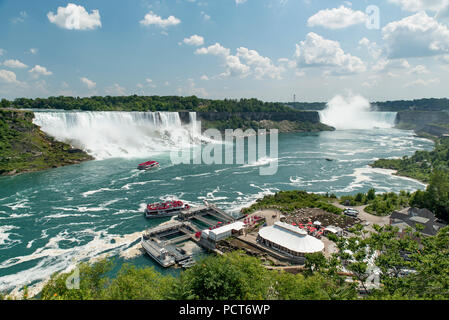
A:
[258,222,324,254]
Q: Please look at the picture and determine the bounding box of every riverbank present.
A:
[0,109,93,176]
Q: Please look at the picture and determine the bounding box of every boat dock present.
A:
[141,202,236,268]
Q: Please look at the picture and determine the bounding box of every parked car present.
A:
[344,208,359,217]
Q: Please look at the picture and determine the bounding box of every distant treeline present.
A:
[0,96,296,113]
[286,98,449,112]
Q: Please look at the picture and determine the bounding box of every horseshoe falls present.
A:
[318,95,397,130]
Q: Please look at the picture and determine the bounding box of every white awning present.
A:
[258,222,324,254]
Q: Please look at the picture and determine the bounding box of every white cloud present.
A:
[29,65,52,78]
[372,58,410,72]
[29,48,38,55]
[106,83,126,96]
[140,11,181,28]
[80,77,96,89]
[388,0,449,12]
[214,55,250,78]
[146,78,156,88]
[236,47,282,79]
[12,11,27,24]
[3,59,28,69]
[404,78,440,87]
[408,65,430,74]
[183,35,204,46]
[177,78,208,97]
[358,37,382,59]
[438,54,449,63]
[294,32,366,75]
[195,43,282,79]
[201,11,211,21]
[47,3,101,30]
[382,12,449,58]
[0,49,6,56]
[307,6,367,29]
[0,69,20,84]
[200,75,209,80]
[195,43,230,57]
[236,0,248,4]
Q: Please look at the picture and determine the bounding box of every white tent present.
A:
[258,222,324,254]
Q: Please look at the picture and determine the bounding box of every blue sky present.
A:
[1,0,449,102]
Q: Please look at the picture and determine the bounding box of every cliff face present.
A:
[396,111,449,137]
[178,111,331,133]
[0,109,93,176]
[196,111,321,122]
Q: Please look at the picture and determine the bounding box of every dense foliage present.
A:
[0,109,92,175]
[241,190,342,215]
[26,251,355,301]
[1,96,296,113]
[3,224,447,301]
[372,137,449,183]
[340,189,412,216]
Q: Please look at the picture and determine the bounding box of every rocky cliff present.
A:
[395,111,449,137]
[0,109,93,176]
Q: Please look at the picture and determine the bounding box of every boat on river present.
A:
[137,161,159,170]
[144,200,191,218]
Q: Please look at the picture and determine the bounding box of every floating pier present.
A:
[141,202,236,268]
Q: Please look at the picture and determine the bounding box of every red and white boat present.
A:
[138,161,160,171]
[144,200,191,218]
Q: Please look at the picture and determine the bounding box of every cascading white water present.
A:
[319,94,397,130]
[33,111,201,160]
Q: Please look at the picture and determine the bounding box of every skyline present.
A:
[1,0,449,102]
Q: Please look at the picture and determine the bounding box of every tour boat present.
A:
[144,200,191,218]
[137,161,159,170]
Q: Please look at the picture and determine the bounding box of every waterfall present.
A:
[33,111,201,160]
[319,94,397,130]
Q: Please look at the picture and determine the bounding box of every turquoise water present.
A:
[0,129,434,293]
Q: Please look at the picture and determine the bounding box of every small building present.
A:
[201,221,246,242]
[324,225,343,236]
[257,221,324,258]
[390,207,447,236]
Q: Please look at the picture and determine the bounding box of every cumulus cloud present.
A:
[307,6,367,29]
[358,37,382,59]
[372,58,410,72]
[382,12,449,58]
[80,77,96,89]
[195,43,230,57]
[183,35,204,46]
[388,0,449,12]
[106,83,126,96]
[408,65,430,74]
[140,11,181,28]
[195,42,282,79]
[404,78,440,87]
[29,65,52,78]
[29,48,38,55]
[47,3,101,30]
[236,47,282,79]
[3,59,28,69]
[294,32,366,75]
[235,0,248,4]
[0,49,6,56]
[0,69,20,83]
